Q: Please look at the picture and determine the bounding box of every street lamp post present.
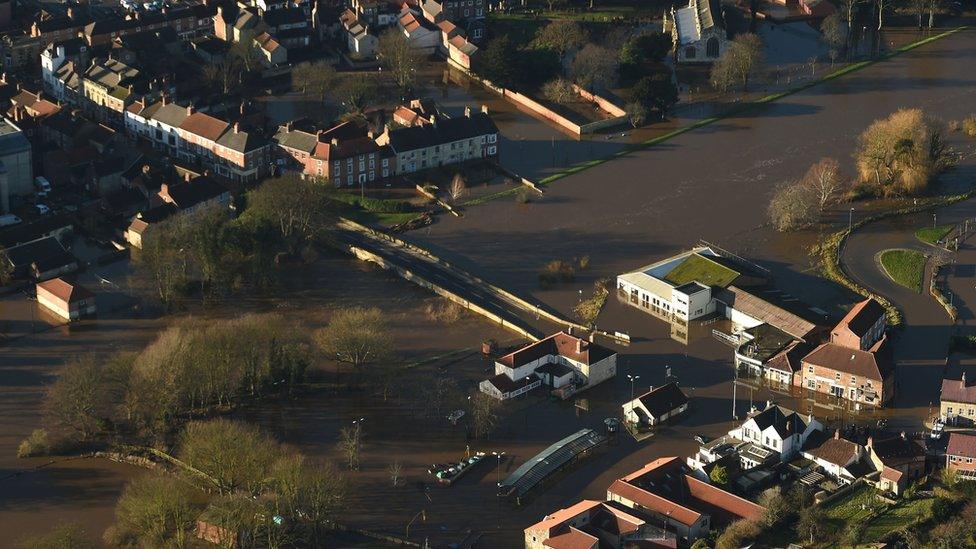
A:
[627,374,640,405]
[492,451,505,504]
[849,207,855,233]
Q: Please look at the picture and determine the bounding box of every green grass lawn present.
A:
[915,224,954,245]
[862,496,933,542]
[825,484,877,523]
[879,249,927,293]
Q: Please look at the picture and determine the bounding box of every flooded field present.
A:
[0,251,512,544]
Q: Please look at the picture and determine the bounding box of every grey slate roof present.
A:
[151,102,190,128]
[386,112,497,153]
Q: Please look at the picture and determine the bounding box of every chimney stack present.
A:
[834,429,841,440]
[963,371,968,387]
[184,172,192,182]
[464,106,471,118]
[331,138,338,146]
[160,182,169,197]
[186,105,194,115]
[481,104,489,115]
[233,122,239,134]
[161,95,168,106]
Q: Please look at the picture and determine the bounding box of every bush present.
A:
[715,519,761,549]
[424,301,463,323]
[963,115,976,138]
[17,429,51,458]
[539,260,576,287]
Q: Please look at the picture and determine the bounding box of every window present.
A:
[488,134,497,143]
[807,365,813,373]
[706,37,720,57]
[685,46,696,59]
[382,158,389,167]
[488,145,497,155]
[835,372,841,380]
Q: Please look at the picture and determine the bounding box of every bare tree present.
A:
[842,0,863,49]
[802,157,843,211]
[710,33,764,92]
[448,173,467,202]
[571,44,619,92]
[471,393,498,439]
[202,58,242,94]
[0,245,11,286]
[388,460,402,487]
[876,0,890,29]
[626,102,648,129]
[292,60,337,103]
[377,28,425,92]
[243,174,336,250]
[542,78,577,105]
[337,425,362,470]
[856,108,952,195]
[532,20,589,58]
[315,307,393,374]
[820,13,845,64]
[767,181,819,231]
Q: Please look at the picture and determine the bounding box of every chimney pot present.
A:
[184,172,191,182]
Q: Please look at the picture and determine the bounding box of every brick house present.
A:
[157,173,231,214]
[275,120,395,185]
[946,432,976,481]
[799,299,894,407]
[867,433,926,495]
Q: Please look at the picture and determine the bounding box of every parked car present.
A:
[694,434,710,445]
[35,176,51,194]
[0,213,22,227]
[36,204,51,215]
[931,419,945,439]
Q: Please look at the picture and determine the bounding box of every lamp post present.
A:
[626,374,640,422]
[934,212,938,229]
[849,207,855,233]
[492,451,505,504]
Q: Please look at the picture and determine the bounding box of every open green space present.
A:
[331,192,421,227]
[915,224,954,245]
[822,484,935,547]
[879,249,927,293]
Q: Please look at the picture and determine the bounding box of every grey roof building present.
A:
[0,117,32,213]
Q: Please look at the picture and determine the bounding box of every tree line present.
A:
[768,108,955,232]
[134,174,336,309]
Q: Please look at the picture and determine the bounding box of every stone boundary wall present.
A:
[447,59,627,137]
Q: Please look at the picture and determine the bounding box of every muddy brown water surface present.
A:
[3,27,976,547]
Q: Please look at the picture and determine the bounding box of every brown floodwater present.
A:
[3,25,975,547]
[0,250,511,545]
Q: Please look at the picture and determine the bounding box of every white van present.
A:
[35,176,52,197]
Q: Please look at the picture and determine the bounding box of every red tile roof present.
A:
[941,376,976,404]
[526,500,602,536]
[947,432,976,458]
[608,478,702,527]
[543,527,598,549]
[36,277,93,303]
[496,332,615,369]
[180,111,229,142]
[802,336,894,381]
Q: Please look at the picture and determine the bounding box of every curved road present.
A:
[843,198,976,420]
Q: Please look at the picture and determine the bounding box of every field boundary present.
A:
[462,26,968,208]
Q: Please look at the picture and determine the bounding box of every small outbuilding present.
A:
[622,381,689,426]
[36,277,96,321]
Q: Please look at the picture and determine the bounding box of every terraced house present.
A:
[375,105,498,174]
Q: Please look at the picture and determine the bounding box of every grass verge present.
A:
[879,249,926,293]
[915,224,954,245]
[461,26,967,209]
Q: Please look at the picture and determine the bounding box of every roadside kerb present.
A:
[338,217,628,343]
[817,187,976,328]
[461,26,968,208]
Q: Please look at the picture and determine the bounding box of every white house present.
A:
[480,332,616,400]
[622,382,689,426]
[728,402,824,462]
